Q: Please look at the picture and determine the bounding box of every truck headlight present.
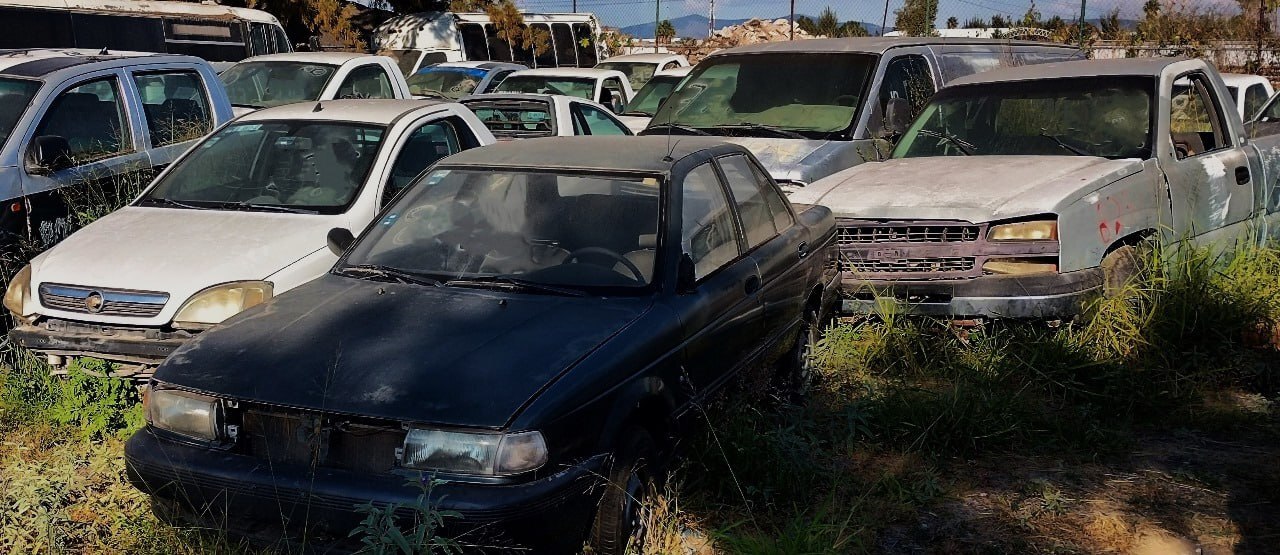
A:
[400,428,547,476]
[3,264,34,321]
[983,257,1058,275]
[146,388,221,441]
[172,281,272,329]
[988,220,1057,241]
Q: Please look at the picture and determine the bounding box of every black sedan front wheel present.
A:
[588,428,657,554]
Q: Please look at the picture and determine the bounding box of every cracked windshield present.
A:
[140,121,385,214]
[647,53,875,137]
[894,76,1153,159]
[345,169,661,289]
[220,61,337,109]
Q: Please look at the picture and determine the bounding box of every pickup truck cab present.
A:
[594,52,689,89]
[639,38,1081,188]
[1220,73,1273,120]
[6,100,496,373]
[493,67,634,114]
[790,58,1280,318]
[0,49,233,242]
[219,53,412,115]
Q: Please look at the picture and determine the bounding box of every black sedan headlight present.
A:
[399,428,547,476]
[146,388,222,442]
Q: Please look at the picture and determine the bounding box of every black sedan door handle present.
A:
[1236,166,1251,185]
[745,274,761,295]
[797,241,810,259]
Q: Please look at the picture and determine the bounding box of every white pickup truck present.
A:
[219,53,412,115]
[790,58,1280,318]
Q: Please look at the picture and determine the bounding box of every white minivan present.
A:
[6,100,496,374]
[373,11,607,75]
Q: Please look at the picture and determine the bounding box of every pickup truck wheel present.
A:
[1101,245,1143,297]
[588,428,657,555]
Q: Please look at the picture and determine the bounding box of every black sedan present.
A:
[124,136,840,553]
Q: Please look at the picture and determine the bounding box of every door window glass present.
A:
[459,23,489,61]
[133,71,213,147]
[1171,74,1228,158]
[1244,84,1269,120]
[576,104,629,135]
[338,65,394,99]
[484,24,513,62]
[35,78,129,162]
[681,163,739,279]
[600,78,625,111]
[384,120,463,206]
[531,24,555,68]
[572,23,597,66]
[717,155,777,248]
[551,23,576,67]
[879,54,935,127]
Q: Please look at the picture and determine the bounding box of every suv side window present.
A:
[574,103,629,135]
[600,77,626,112]
[717,154,778,249]
[132,71,213,147]
[1171,73,1229,159]
[1245,84,1269,120]
[681,163,739,279]
[34,77,130,162]
[384,119,464,206]
[879,54,936,123]
[338,64,394,99]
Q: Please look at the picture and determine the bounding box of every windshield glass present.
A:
[141,121,386,214]
[596,61,656,90]
[219,61,338,109]
[377,49,423,75]
[495,75,594,99]
[893,77,1154,160]
[648,53,876,137]
[0,78,39,149]
[345,168,662,290]
[463,99,555,138]
[408,67,488,100]
[625,75,681,116]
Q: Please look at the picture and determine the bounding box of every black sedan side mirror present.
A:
[27,135,73,175]
[327,227,355,256]
[882,97,911,138]
[676,253,697,294]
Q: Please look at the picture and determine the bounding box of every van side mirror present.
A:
[327,227,355,256]
[27,135,73,175]
[883,97,911,138]
[676,253,697,294]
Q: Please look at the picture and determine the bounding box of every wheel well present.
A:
[805,286,823,313]
[620,397,674,455]
[1104,229,1156,257]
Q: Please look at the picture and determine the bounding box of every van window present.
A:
[0,7,73,48]
[530,24,556,68]
[512,24,535,66]
[552,23,576,67]
[459,23,489,61]
[249,22,271,56]
[572,23,597,66]
[272,26,291,52]
[133,71,213,146]
[485,24,513,62]
[35,78,130,162]
[338,65,395,99]
[71,13,165,52]
[164,19,249,62]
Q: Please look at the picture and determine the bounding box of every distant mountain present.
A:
[620,14,882,39]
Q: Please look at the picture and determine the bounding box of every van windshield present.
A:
[408,67,488,100]
[495,75,594,99]
[647,53,876,138]
[220,61,338,109]
[0,78,39,149]
[139,121,386,214]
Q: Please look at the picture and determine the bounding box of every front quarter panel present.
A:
[1054,161,1163,271]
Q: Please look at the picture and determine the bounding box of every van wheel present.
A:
[588,428,656,555]
[1101,245,1143,297]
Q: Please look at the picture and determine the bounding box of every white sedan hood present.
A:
[31,207,342,325]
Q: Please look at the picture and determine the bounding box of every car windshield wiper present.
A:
[220,201,318,215]
[709,123,808,139]
[337,264,442,287]
[643,123,710,136]
[137,197,212,210]
[915,129,976,155]
[1039,130,1090,156]
[444,275,588,297]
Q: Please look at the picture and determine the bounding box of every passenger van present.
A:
[373,11,606,75]
[0,0,290,66]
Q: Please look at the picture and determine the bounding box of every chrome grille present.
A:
[849,256,976,274]
[39,284,168,318]
[837,224,979,245]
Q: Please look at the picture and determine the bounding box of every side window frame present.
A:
[1170,71,1233,160]
[380,115,474,207]
[130,68,215,148]
[30,74,134,166]
[576,103,629,136]
[713,154,781,252]
[680,160,745,282]
[879,54,936,120]
[338,64,395,99]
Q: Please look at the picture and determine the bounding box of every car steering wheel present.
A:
[565,247,644,282]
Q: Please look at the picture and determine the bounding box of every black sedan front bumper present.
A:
[842,268,1104,318]
[124,430,605,552]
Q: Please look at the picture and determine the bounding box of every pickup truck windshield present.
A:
[140,121,385,215]
[624,74,682,117]
[894,76,1154,160]
[495,76,595,99]
[0,78,39,149]
[346,168,661,290]
[648,53,876,137]
[220,61,338,109]
[408,67,487,100]
[596,61,655,89]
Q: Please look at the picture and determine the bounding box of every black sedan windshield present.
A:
[345,168,663,290]
[141,121,385,214]
[647,53,875,137]
[893,77,1154,160]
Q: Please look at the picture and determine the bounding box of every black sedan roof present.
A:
[439,136,745,173]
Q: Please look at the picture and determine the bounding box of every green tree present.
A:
[1021,0,1041,28]
[1100,8,1123,38]
[894,0,938,36]
[656,19,676,43]
[962,17,988,28]
[839,21,870,37]
[990,14,1009,28]
[796,15,818,35]
[946,16,958,29]
[815,6,841,36]
[239,0,364,49]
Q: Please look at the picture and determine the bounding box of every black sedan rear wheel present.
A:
[588,428,656,555]
[777,306,822,400]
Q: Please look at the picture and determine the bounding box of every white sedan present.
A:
[461,93,632,139]
[220,52,413,115]
[492,68,634,114]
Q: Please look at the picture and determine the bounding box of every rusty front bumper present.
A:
[9,319,193,365]
[841,267,1104,318]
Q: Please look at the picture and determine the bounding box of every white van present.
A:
[373,11,607,75]
[0,0,290,67]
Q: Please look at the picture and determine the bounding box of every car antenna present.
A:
[313,101,323,112]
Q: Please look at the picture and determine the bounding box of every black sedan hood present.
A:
[157,274,653,428]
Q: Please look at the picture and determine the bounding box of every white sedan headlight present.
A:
[400,428,548,476]
[146,388,221,441]
[172,281,272,329]
[3,264,34,321]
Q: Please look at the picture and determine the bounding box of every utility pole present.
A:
[572,0,576,12]
[789,0,795,40]
[1077,0,1087,50]
[709,0,715,38]
[881,0,889,36]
